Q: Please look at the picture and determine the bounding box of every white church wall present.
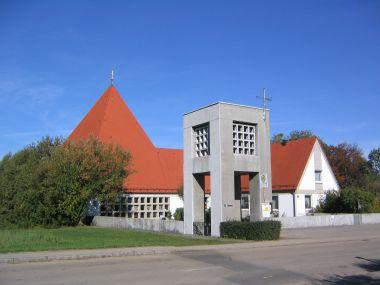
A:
[169,195,184,214]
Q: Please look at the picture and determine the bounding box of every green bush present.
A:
[317,187,375,214]
[173,207,184,221]
[220,220,281,240]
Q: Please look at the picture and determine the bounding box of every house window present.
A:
[241,196,249,209]
[305,195,312,209]
[315,170,322,182]
[272,196,279,210]
[233,121,256,155]
[194,124,210,157]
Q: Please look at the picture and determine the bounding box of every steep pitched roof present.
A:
[271,138,317,190]
[68,86,183,193]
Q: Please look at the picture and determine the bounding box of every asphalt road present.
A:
[1,225,380,285]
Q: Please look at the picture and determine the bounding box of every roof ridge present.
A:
[97,86,113,139]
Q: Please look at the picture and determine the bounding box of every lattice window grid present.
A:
[233,122,256,155]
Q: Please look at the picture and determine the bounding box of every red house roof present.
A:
[271,138,317,190]
[69,86,316,194]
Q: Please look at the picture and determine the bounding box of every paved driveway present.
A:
[1,224,380,285]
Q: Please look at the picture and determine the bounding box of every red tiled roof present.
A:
[68,86,183,193]
[69,86,316,194]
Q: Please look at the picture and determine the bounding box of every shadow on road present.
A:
[177,251,309,285]
[317,257,380,285]
[178,251,380,285]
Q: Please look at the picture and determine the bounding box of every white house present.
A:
[269,138,340,217]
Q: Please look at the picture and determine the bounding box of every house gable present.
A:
[296,140,339,193]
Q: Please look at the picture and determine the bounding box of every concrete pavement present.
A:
[1,225,380,284]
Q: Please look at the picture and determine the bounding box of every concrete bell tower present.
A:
[183,102,272,237]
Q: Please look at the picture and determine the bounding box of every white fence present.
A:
[92,214,380,233]
[92,216,184,234]
[274,213,380,229]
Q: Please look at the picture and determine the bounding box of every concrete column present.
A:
[249,172,261,221]
[258,113,273,204]
[183,122,193,235]
[210,117,223,237]
[193,174,205,223]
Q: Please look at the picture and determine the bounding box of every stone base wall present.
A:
[92,216,184,234]
[274,213,380,229]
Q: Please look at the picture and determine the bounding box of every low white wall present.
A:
[92,216,184,234]
[274,213,380,229]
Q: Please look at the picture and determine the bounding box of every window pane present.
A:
[305,195,311,209]
[315,170,322,182]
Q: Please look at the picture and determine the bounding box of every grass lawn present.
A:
[0,226,235,253]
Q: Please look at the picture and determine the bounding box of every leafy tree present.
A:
[271,130,317,143]
[271,133,285,143]
[362,173,380,197]
[0,136,131,228]
[43,137,132,226]
[0,137,63,228]
[327,143,369,189]
[287,130,316,141]
[368,147,380,174]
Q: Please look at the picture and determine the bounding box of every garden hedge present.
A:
[220,220,281,240]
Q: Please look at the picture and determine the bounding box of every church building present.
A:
[69,85,339,219]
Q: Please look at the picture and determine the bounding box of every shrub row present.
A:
[220,220,281,240]
[316,187,377,214]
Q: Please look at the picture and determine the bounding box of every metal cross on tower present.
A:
[110,70,115,86]
[256,88,271,121]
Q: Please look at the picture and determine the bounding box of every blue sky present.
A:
[0,0,379,158]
